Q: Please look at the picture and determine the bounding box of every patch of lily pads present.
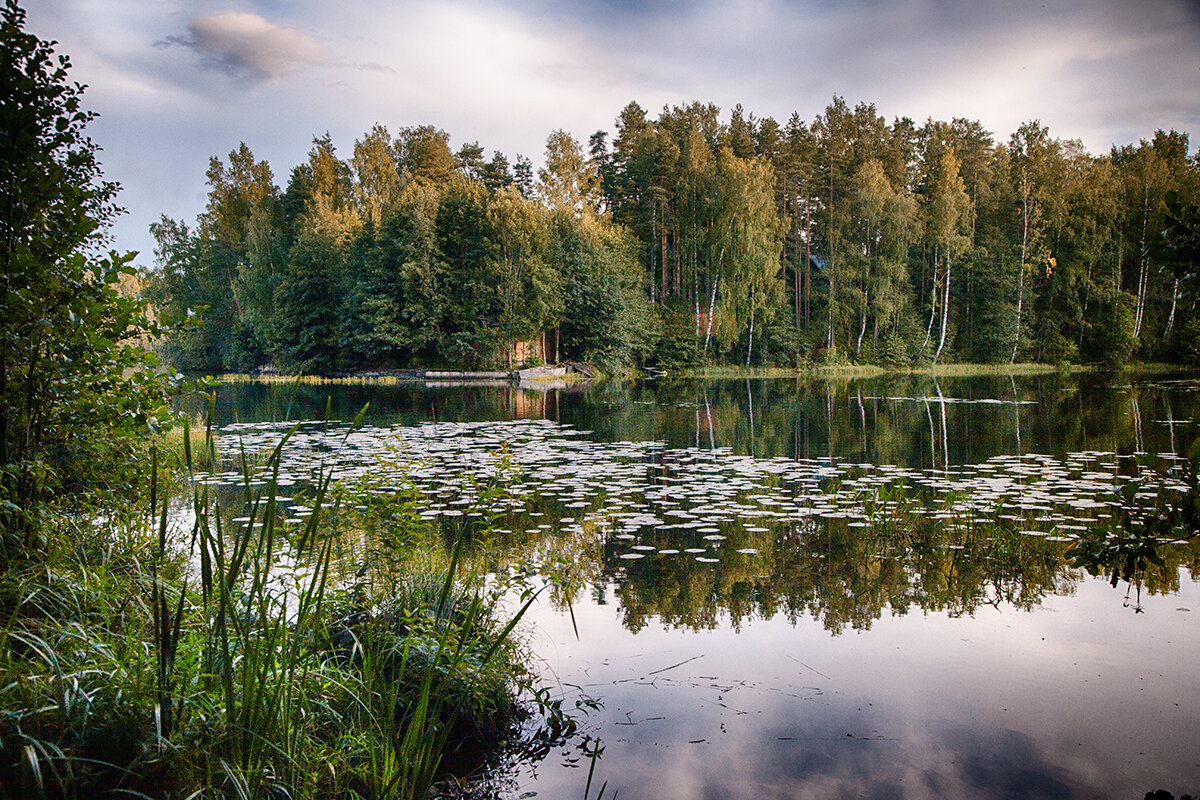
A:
[192,418,1190,571]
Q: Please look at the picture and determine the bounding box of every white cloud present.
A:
[20,0,1200,265]
[162,12,330,85]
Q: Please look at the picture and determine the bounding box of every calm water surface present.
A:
[204,374,1200,799]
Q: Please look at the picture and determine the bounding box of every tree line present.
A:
[148,99,1200,373]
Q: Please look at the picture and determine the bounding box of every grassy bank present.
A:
[179,361,1200,389]
[0,417,565,800]
[213,370,591,387]
[679,361,1200,380]
[680,362,1051,379]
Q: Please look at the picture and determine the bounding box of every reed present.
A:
[0,396,545,799]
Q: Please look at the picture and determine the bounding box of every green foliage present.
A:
[650,307,704,371]
[146,94,1200,375]
[552,213,655,369]
[1168,314,1200,365]
[1083,290,1138,366]
[274,229,344,372]
[0,405,567,799]
[1067,432,1200,588]
[0,0,171,551]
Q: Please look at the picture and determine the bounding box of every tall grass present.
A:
[1,397,544,799]
[678,362,1096,379]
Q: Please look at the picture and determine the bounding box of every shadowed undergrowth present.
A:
[0,403,579,800]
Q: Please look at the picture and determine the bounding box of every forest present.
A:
[148,99,1200,374]
[6,0,1200,792]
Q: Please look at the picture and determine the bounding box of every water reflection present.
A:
[202,412,1198,639]
[605,519,1074,635]
[521,578,1200,800]
[202,373,1200,468]
[194,374,1200,800]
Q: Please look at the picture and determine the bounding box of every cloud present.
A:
[26,0,1200,265]
[160,12,331,85]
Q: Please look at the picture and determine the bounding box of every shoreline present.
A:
[214,365,594,386]
[205,361,1198,385]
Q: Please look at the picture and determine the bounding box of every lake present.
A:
[199,373,1200,799]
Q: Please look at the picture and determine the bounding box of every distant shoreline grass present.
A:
[203,361,1199,386]
[677,362,1198,380]
[214,371,589,386]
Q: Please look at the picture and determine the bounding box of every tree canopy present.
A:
[1,0,170,549]
[149,97,1200,375]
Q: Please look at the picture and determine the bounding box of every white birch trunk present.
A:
[1133,183,1150,339]
[745,302,755,367]
[1010,200,1029,364]
[922,247,939,352]
[935,244,951,363]
[703,273,719,351]
[1163,277,1180,340]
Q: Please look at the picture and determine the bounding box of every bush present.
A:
[650,308,705,371]
[1083,291,1137,367]
[0,1,172,553]
[0,418,560,800]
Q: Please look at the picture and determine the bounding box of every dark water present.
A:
[208,373,1197,465]
[204,374,1200,799]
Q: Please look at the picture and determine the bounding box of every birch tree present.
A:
[923,149,970,363]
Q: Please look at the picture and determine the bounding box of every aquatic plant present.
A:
[1067,431,1200,588]
[0,399,557,799]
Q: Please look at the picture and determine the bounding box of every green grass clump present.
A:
[0,408,546,800]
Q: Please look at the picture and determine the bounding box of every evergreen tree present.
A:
[481,150,515,193]
[144,104,1199,375]
[274,229,343,372]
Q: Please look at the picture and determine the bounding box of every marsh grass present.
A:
[0,396,548,800]
[219,373,414,386]
[684,362,1105,379]
[682,365,812,379]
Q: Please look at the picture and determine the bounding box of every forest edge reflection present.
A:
[192,374,1200,799]
[197,374,1200,636]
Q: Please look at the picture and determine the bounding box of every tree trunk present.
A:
[1010,199,1029,364]
[745,305,755,367]
[1163,277,1180,340]
[693,223,700,337]
[856,305,867,356]
[649,203,657,305]
[794,218,801,333]
[934,243,951,363]
[826,153,836,353]
[1133,181,1150,339]
[703,273,719,351]
[856,228,871,356]
[660,212,668,301]
[803,200,812,328]
[1115,237,1122,293]
[922,247,939,352]
[827,277,835,352]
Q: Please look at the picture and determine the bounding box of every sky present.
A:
[25,0,1200,267]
